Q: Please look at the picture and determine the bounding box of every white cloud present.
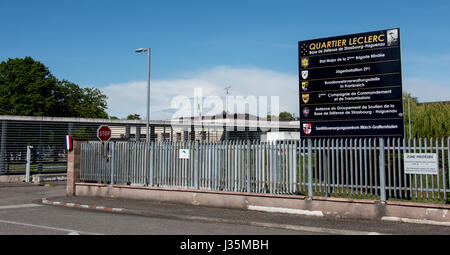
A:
[103,66,299,120]
[102,66,450,120]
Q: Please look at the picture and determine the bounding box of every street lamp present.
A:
[135,48,151,142]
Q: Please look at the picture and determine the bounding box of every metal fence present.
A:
[0,115,299,175]
[80,137,450,203]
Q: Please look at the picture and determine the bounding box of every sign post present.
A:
[97,125,112,161]
[26,145,33,183]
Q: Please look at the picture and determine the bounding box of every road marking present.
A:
[0,204,42,210]
[382,216,450,227]
[247,221,385,235]
[179,215,386,235]
[248,205,324,217]
[0,219,104,235]
[43,199,384,235]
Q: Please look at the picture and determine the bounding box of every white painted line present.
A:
[248,205,324,217]
[0,204,42,210]
[382,216,450,227]
[183,215,385,235]
[0,219,104,235]
[248,221,385,235]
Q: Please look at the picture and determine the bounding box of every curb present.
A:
[40,197,450,229]
[39,198,386,235]
[41,198,124,213]
[0,174,67,184]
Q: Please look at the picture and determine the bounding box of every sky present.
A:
[1,0,449,120]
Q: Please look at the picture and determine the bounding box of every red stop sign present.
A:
[97,125,112,142]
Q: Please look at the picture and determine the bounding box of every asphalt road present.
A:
[1,182,450,237]
[0,182,318,235]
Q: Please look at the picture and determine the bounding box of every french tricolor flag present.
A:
[65,135,73,151]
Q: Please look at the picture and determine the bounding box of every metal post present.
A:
[135,47,151,142]
[37,122,43,172]
[125,124,130,140]
[246,140,251,193]
[146,48,151,143]
[150,126,155,142]
[68,123,74,136]
[308,139,313,197]
[194,141,199,190]
[136,126,141,142]
[110,142,115,185]
[379,137,387,202]
[149,142,154,186]
[408,97,411,139]
[324,141,330,197]
[190,125,195,141]
[26,145,33,183]
[0,121,7,174]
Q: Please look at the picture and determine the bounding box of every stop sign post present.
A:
[97,125,112,142]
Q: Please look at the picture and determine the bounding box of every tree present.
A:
[56,80,108,118]
[0,57,108,118]
[266,114,276,120]
[0,57,59,116]
[403,93,450,138]
[126,114,141,120]
[279,111,294,120]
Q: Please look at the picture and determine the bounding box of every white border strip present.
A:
[248,205,324,217]
[42,198,124,212]
[382,216,450,227]
[0,204,42,210]
[0,219,103,235]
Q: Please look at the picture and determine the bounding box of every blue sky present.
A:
[1,0,449,119]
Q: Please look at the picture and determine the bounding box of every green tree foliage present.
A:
[126,114,141,120]
[403,93,450,139]
[266,112,295,120]
[279,111,294,120]
[0,57,58,116]
[0,57,108,118]
[55,80,108,118]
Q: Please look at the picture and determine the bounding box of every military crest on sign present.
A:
[303,123,312,135]
[302,81,309,91]
[302,94,310,104]
[301,70,309,80]
[301,57,309,68]
[302,107,310,117]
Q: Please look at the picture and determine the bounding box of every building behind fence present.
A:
[0,115,298,175]
[80,137,450,203]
